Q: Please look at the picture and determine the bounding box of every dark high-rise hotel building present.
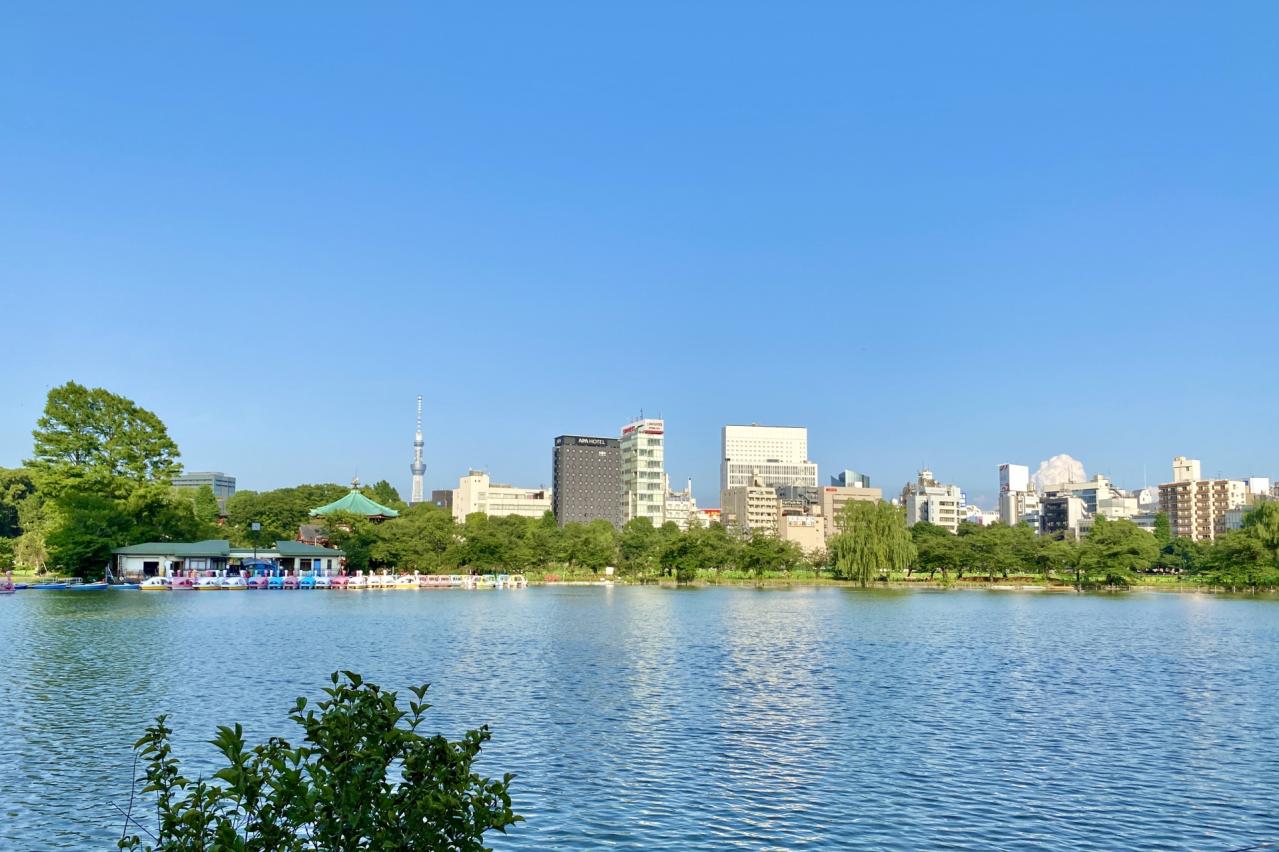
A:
[552,435,622,528]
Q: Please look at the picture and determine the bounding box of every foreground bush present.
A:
[119,671,520,851]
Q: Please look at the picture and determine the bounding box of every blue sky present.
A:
[2,2,1276,508]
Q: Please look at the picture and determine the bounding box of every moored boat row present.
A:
[128,571,529,591]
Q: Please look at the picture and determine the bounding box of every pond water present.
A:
[2,586,1278,850]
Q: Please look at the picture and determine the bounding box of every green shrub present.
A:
[119,671,520,851]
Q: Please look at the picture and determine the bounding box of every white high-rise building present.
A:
[664,477,699,531]
[621,417,666,526]
[999,463,1030,494]
[901,469,965,533]
[721,424,818,491]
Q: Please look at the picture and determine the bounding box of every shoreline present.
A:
[536,577,1263,595]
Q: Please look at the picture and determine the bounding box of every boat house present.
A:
[112,539,345,580]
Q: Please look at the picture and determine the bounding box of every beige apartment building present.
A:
[452,470,552,523]
[721,474,780,537]
[781,513,826,554]
[820,485,883,537]
[1157,456,1246,541]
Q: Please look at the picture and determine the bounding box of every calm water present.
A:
[2,586,1278,850]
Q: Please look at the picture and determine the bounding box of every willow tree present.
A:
[829,501,916,587]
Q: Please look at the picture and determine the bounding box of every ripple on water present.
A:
[2,588,1279,850]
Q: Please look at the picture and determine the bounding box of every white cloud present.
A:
[1032,454,1085,493]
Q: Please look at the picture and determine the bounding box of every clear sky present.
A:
[2,2,1277,509]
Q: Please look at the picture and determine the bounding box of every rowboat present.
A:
[67,581,110,591]
[30,580,69,590]
[140,577,171,591]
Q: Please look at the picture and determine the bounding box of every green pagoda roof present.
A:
[309,490,400,519]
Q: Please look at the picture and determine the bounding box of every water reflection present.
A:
[2,588,1279,849]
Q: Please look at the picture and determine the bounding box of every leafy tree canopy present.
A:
[30,381,181,492]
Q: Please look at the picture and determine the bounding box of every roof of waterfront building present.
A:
[113,539,343,557]
[309,489,400,519]
[113,539,231,557]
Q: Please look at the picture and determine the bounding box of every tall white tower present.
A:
[410,396,425,504]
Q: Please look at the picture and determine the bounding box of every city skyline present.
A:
[0,383,1271,513]
[3,4,1277,508]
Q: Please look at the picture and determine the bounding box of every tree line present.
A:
[5,381,1279,591]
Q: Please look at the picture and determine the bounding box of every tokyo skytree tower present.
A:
[410,395,425,504]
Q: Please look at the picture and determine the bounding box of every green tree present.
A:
[43,492,135,575]
[1153,512,1172,545]
[14,493,50,573]
[659,530,712,583]
[525,511,563,570]
[225,484,349,545]
[120,672,520,851]
[1241,501,1279,559]
[450,513,510,573]
[1156,536,1209,575]
[1034,535,1078,580]
[561,520,617,572]
[1076,517,1158,588]
[829,501,916,586]
[30,381,181,492]
[44,484,208,576]
[738,533,802,578]
[619,517,661,576]
[189,484,222,527]
[910,521,955,578]
[1203,529,1279,591]
[320,511,380,573]
[373,503,457,572]
[366,479,407,511]
[0,467,36,538]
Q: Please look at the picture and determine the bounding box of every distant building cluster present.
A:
[181,397,1262,553]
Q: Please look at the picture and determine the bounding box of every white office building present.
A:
[901,469,965,533]
[452,471,552,523]
[663,477,699,531]
[721,424,818,491]
[999,463,1030,495]
[998,463,1037,528]
[621,417,666,526]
